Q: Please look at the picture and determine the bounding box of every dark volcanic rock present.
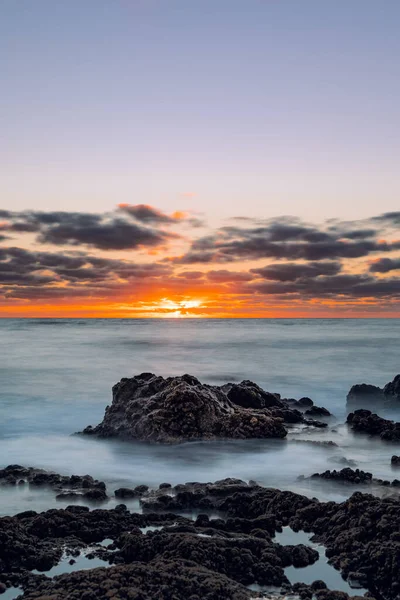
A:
[383,374,400,400]
[346,383,384,403]
[310,468,373,484]
[305,405,331,417]
[0,465,107,502]
[347,409,400,441]
[298,397,314,407]
[391,455,400,466]
[114,486,149,499]
[347,374,400,404]
[19,560,256,600]
[80,373,319,443]
[0,476,397,599]
[223,380,284,409]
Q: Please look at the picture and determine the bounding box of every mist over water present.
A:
[0,318,399,515]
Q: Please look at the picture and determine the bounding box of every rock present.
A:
[383,374,400,400]
[391,455,400,466]
[305,406,331,417]
[222,380,284,409]
[0,475,396,599]
[114,487,137,499]
[80,373,319,443]
[298,397,314,407]
[0,465,108,501]
[346,383,383,403]
[310,468,373,485]
[347,374,400,404]
[83,489,108,502]
[347,409,400,441]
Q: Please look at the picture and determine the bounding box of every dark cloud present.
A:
[0,247,172,298]
[118,204,205,228]
[372,212,400,225]
[206,270,254,283]
[171,215,400,264]
[251,261,342,281]
[369,258,400,273]
[0,210,178,251]
[249,274,400,299]
[118,204,176,224]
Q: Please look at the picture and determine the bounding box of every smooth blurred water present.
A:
[0,318,399,515]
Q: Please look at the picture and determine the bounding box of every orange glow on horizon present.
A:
[0,293,399,319]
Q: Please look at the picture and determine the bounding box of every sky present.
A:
[0,0,399,317]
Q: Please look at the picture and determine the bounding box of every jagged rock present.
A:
[391,455,400,466]
[80,373,320,443]
[222,380,284,409]
[383,374,400,400]
[347,409,400,441]
[0,465,107,501]
[0,475,396,599]
[310,468,373,484]
[305,406,331,417]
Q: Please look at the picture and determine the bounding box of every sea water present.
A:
[0,318,399,516]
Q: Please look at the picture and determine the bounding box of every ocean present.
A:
[0,318,399,516]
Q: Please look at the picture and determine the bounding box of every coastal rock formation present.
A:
[346,374,400,404]
[0,465,108,502]
[3,476,399,598]
[0,476,385,600]
[309,467,400,488]
[346,383,384,403]
[383,374,400,399]
[392,455,400,466]
[347,409,400,441]
[310,468,373,485]
[81,373,325,443]
[304,405,331,417]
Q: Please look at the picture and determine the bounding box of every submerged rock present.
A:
[347,409,400,441]
[80,373,323,443]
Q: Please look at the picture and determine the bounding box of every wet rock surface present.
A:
[307,467,400,488]
[81,373,327,443]
[310,468,374,485]
[1,476,397,599]
[0,465,108,502]
[347,409,400,441]
[346,373,400,404]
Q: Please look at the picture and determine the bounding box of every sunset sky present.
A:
[1,0,399,317]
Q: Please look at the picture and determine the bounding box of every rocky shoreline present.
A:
[1,372,400,599]
[1,472,394,600]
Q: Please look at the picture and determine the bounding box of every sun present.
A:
[158,297,203,317]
